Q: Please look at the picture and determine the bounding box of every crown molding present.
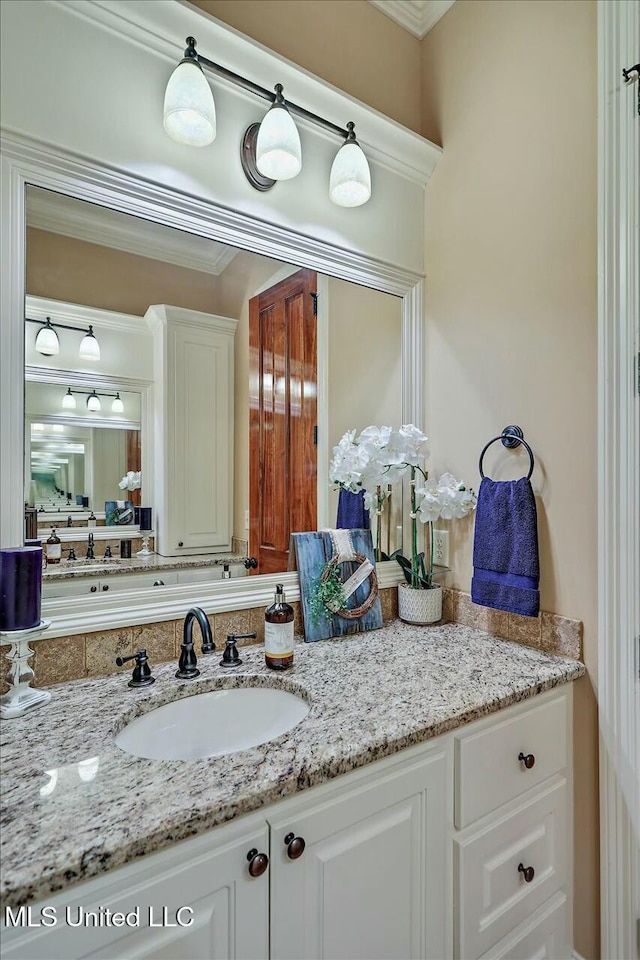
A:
[368,0,455,38]
[27,187,239,276]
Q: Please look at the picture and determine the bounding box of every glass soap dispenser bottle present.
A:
[46,527,61,564]
[264,583,294,670]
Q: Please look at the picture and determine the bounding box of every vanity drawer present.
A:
[42,578,102,599]
[98,572,178,593]
[455,778,567,960]
[455,690,568,828]
[478,892,569,960]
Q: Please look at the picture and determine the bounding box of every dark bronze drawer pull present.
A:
[518,862,535,883]
[284,832,305,859]
[518,752,535,769]
[246,849,269,877]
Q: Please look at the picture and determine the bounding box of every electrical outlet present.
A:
[433,529,449,568]
[244,509,250,529]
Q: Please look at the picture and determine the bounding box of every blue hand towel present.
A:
[471,477,540,618]
[336,489,370,530]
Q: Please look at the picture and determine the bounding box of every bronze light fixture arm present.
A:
[183,37,350,140]
[26,317,94,335]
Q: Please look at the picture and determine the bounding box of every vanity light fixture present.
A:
[62,388,77,410]
[78,326,101,361]
[255,84,302,181]
[164,37,372,206]
[63,388,126,414]
[329,122,372,208]
[86,391,101,412]
[27,318,102,361]
[34,318,59,356]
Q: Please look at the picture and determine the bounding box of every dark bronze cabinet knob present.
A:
[178,541,184,548]
[102,584,109,591]
[518,752,535,769]
[518,862,535,883]
[246,849,269,877]
[284,832,306,859]
[90,585,97,593]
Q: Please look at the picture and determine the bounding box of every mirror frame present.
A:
[1,135,425,638]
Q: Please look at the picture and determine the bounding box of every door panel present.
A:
[249,269,317,573]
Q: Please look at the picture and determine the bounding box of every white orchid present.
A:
[414,473,476,524]
[330,424,430,500]
[118,471,142,492]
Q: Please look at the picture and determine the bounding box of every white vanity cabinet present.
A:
[146,305,237,558]
[1,817,270,960]
[268,742,448,960]
[1,687,573,960]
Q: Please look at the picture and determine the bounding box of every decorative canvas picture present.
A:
[292,529,383,642]
[105,500,135,526]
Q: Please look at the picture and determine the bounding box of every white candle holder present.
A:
[136,533,153,557]
[0,620,52,720]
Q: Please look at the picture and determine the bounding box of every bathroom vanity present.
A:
[0,622,583,960]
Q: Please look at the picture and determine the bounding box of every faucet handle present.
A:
[116,649,155,688]
[220,633,256,668]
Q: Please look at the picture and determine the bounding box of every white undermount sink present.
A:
[114,686,310,761]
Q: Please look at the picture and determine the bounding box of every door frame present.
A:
[597,2,640,957]
[0,133,424,636]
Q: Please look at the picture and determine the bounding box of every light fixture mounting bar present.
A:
[26,318,90,335]
[185,37,350,140]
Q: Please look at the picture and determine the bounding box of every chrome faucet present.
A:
[176,607,215,680]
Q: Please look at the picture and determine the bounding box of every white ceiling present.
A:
[26,188,239,277]
[368,0,455,39]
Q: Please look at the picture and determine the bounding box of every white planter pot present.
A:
[398,582,442,625]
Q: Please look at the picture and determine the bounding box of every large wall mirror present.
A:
[23,185,404,582]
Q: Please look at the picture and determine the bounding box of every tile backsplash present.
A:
[0,586,581,691]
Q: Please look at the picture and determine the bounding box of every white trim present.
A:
[26,295,146,334]
[368,0,455,38]
[597,3,640,959]
[316,275,330,530]
[26,187,238,277]
[0,136,421,634]
[53,0,441,188]
[572,951,587,960]
[40,562,403,638]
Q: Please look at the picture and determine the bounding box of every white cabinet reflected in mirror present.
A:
[24,185,402,579]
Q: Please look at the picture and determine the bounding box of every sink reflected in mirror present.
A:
[115,686,311,761]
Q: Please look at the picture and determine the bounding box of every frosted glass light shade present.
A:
[87,392,101,412]
[111,393,124,414]
[62,389,76,410]
[330,140,371,207]
[164,60,216,147]
[256,105,302,180]
[79,327,100,361]
[35,320,59,356]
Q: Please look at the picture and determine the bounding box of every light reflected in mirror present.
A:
[24,185,402,578]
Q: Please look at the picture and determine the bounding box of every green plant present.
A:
[309,564,347,624]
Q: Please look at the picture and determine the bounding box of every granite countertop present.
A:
[0,622,584,907]
[43,553,248,581]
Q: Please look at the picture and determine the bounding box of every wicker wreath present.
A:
[319,552,379,620]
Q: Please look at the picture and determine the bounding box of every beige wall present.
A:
[26,227,227,317]
[327,277,403,538]
[190,0,423,134]
[421,2,599,956]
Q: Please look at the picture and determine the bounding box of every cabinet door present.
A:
[171,323,233,551]
[269,748,448,960]
[2,823,269,960]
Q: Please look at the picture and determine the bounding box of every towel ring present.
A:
[478,425,535,480]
